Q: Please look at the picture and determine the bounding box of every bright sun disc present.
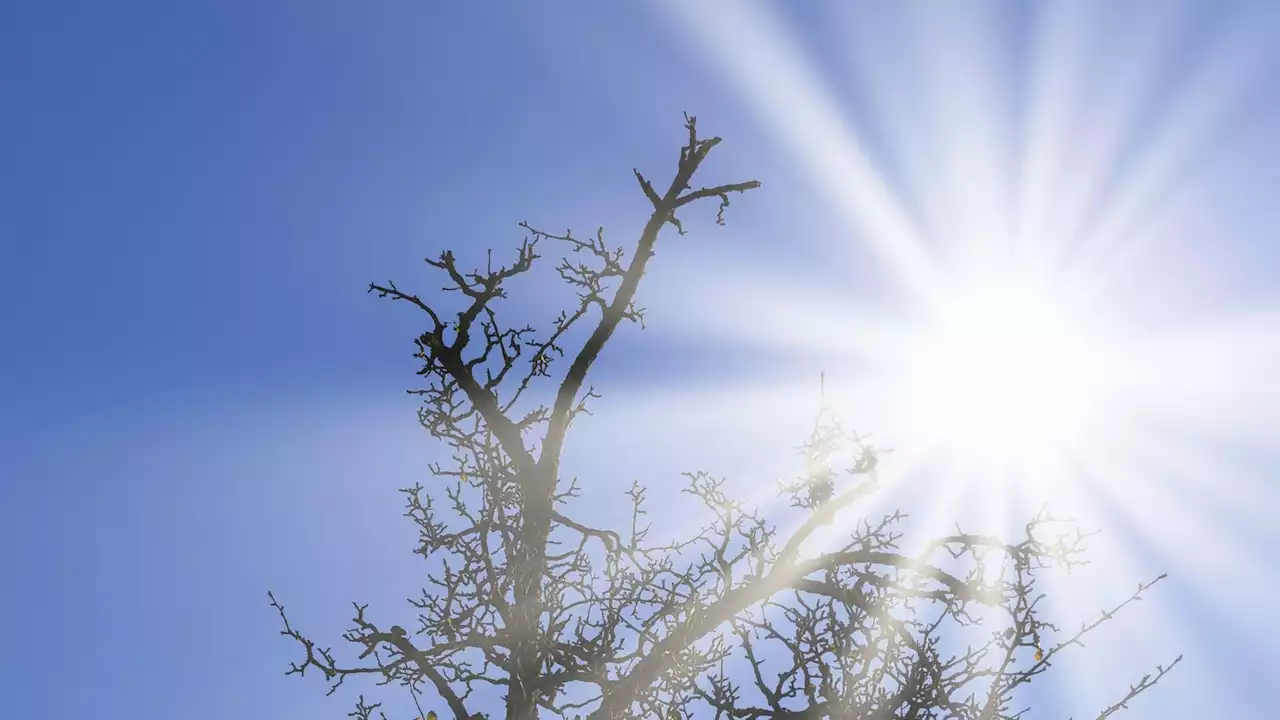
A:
[902,279,1107,465]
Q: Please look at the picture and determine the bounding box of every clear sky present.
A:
[3,1,1279,718]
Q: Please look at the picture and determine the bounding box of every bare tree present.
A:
[270,116,1178,720]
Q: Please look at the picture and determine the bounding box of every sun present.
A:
[897,273,1111,469]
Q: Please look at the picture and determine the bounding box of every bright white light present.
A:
[899,276,1108,466]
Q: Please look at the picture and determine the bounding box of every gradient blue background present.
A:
[3,2,1277,717]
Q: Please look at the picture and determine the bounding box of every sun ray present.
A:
[1067,424,1277,654]
[1066,6,1278,295]
[1110,306,1280,450]
[1017,2,1186,274]
[652,259,918,363]
[905,2,1020,266]
[654,0,944,304]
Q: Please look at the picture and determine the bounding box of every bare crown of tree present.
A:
[271,116,1178,720]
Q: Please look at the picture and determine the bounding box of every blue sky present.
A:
[3,1,1279,717]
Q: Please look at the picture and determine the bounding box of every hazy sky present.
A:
[3,1,1279,718]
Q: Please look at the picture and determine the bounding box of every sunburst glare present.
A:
[653,0,1275,517]
[636,2,1280,714]
[895,272,1109,469]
